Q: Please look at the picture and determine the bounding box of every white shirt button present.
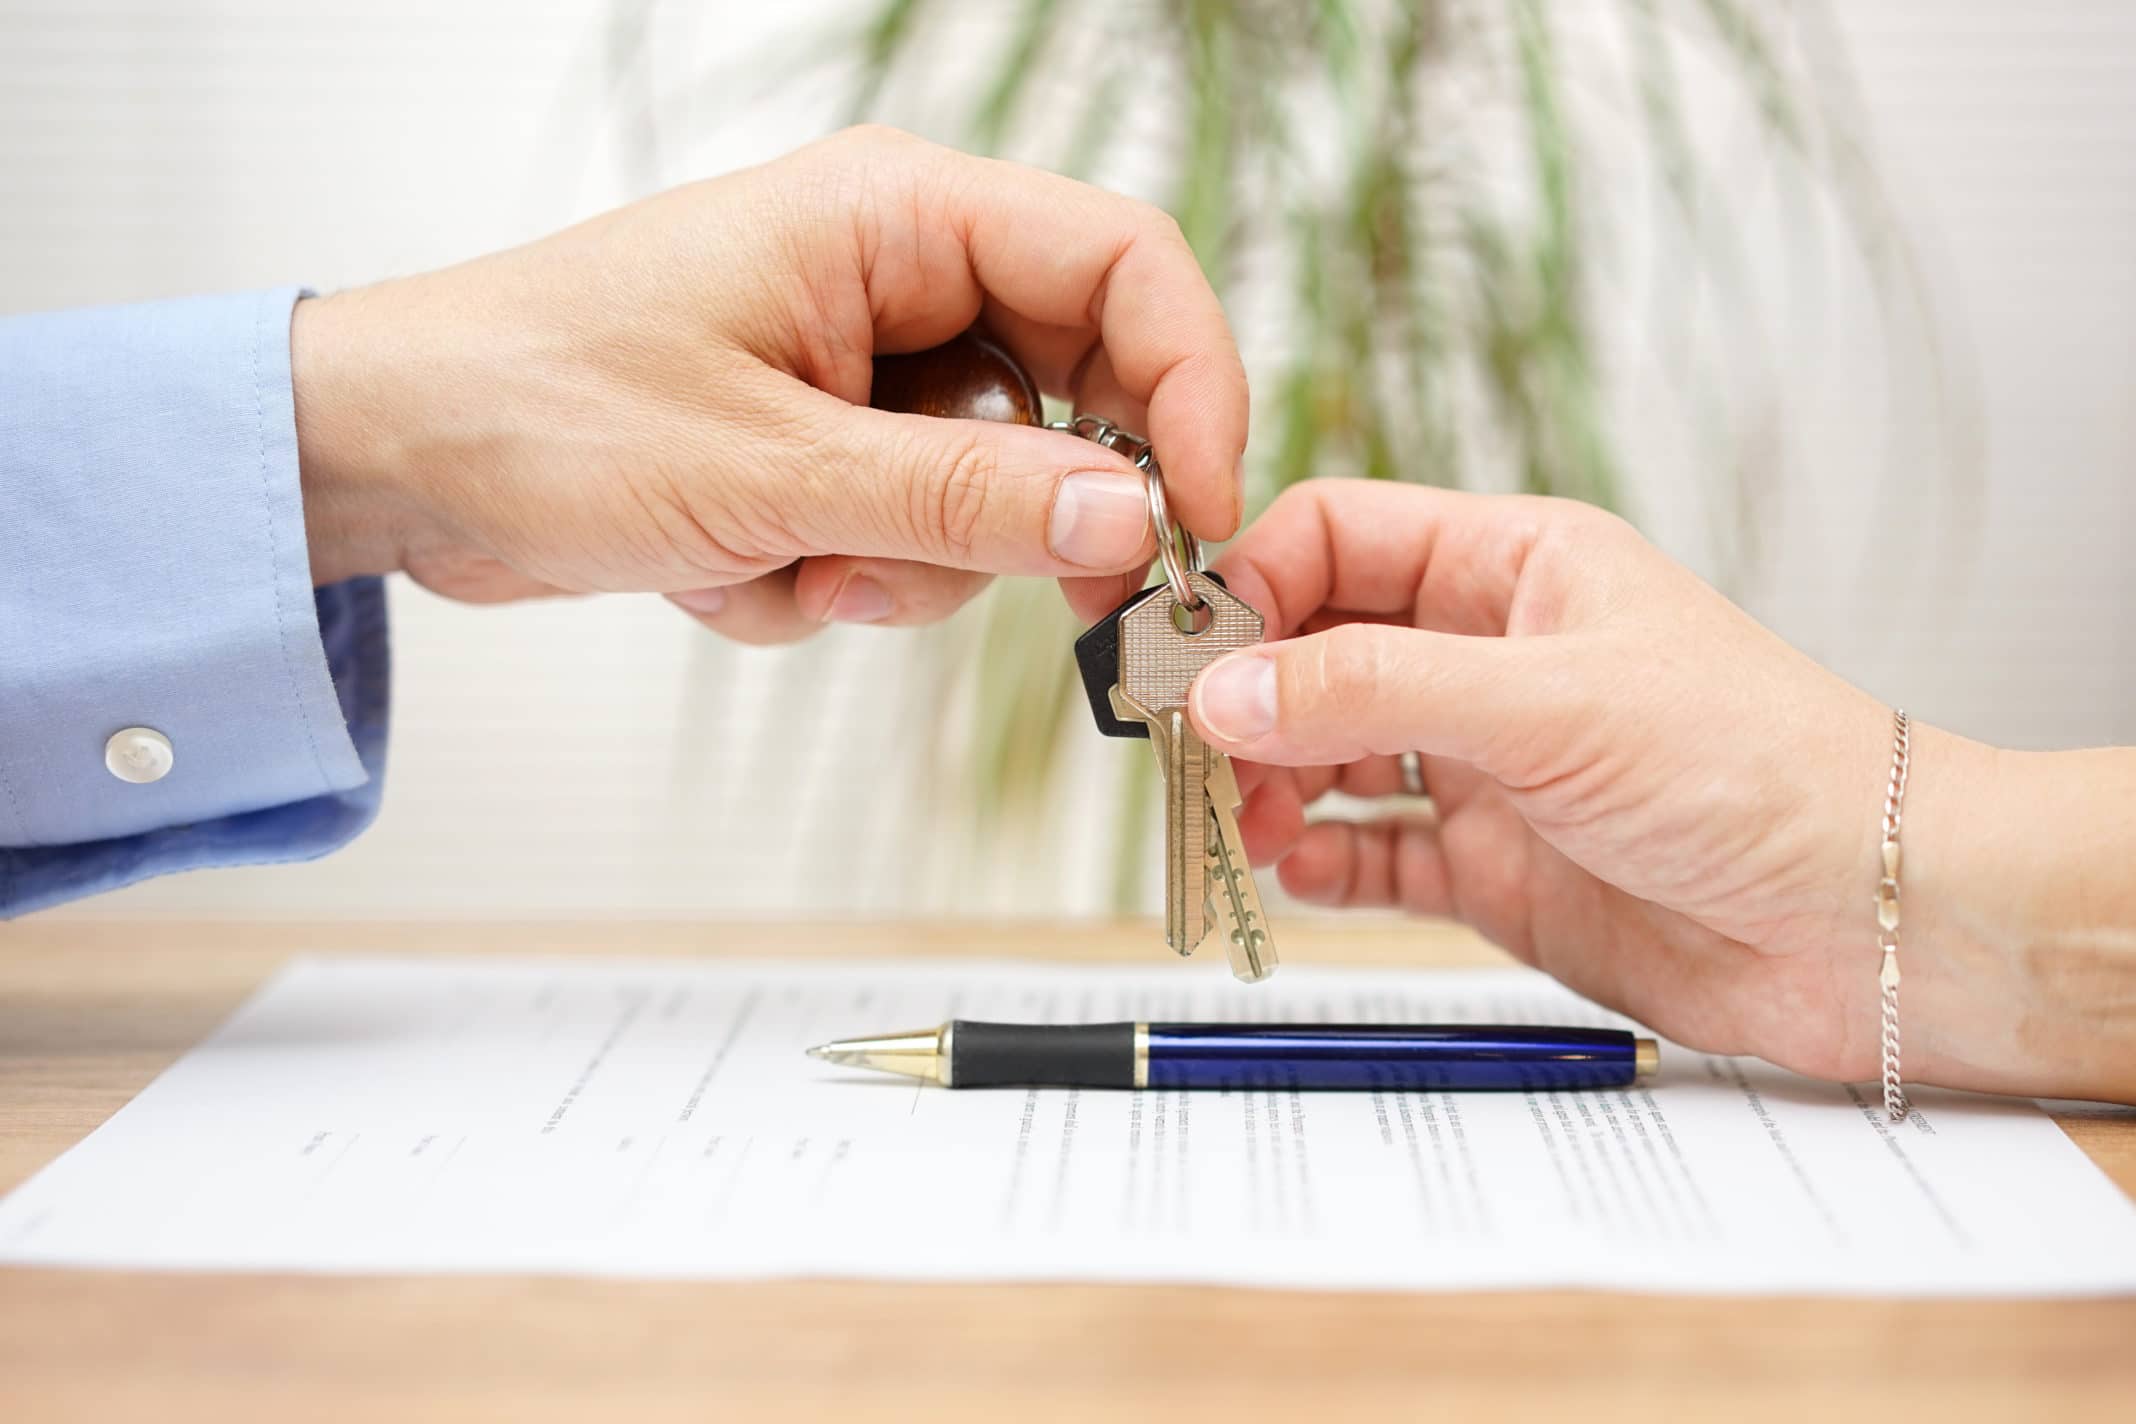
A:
[105,727,175,784]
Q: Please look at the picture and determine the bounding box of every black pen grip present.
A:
[949,1020,1137,1089]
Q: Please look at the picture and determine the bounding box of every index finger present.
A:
[1212,480,1558,640]
[845,129,1249,540]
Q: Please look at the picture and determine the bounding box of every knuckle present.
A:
[1530,496,1651,594]
[1136,202,1188,248]
[910,435,996,563]
[1539,494,1630,542]
[1311,624,1391,710]
[624,468,773,581]
[904,570,993,622]
[827,122,918,157]
[1277,479,1337,521]
[722,620,825,649]
[796,125,929,199]
[1581,505,1637,545]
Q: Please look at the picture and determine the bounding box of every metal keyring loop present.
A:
[1053,412,1201,608]
[1139,451,1203,609]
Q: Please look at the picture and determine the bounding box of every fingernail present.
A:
[672,587,727,615]
[827,574,894,624]
[1049,472,1150,569]
[1194,654,1276,743]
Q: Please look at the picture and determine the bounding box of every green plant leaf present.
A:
[970,0,1063,151]
[847,0,929,123]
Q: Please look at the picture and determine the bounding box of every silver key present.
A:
[1205,755,1276,981]
[1120,694,1209,953]
[1115,572,1264,958]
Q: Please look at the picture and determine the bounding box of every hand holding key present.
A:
[290,126,1247,638]
[1190,480,2136,1105]
[1186,479,1913,1070]
[879,328,1277,982]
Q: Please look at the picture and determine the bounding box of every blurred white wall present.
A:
[1735,6,2135,753]
[4,1,2129,919]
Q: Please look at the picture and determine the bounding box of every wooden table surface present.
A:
[2,918,2132,1423]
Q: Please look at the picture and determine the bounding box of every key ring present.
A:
[1048,414,1203,610]
[1139,452,1203,610]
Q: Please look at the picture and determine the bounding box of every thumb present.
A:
[798,399,1159,576]
[1188,622,1561,774]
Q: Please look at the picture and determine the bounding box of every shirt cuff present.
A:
[0,288,387,912]
[0,579,389,916]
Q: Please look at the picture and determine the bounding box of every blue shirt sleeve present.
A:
[0,287,389,916]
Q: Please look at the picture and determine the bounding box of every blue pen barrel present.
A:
[1144,1024,1640,1091]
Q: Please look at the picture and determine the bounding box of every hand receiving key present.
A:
[875,330,1278,982]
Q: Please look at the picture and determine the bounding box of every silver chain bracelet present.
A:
[1875,709,1912,1121]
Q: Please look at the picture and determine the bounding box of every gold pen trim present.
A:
[1634,1037,1659,1084]
[1134,1022,1149,1089]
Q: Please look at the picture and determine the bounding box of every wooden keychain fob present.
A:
[869,328,1042,425]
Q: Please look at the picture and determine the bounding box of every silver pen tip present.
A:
[800,1029,948,1084]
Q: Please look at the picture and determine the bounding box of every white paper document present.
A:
[4,954,2133,1294]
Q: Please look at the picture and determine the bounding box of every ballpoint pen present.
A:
[808,1021,1659,1091]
